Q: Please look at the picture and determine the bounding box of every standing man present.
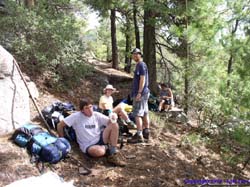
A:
[128,48,150,143]
[57,98,125,167]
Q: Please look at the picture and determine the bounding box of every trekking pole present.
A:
[13,59,53,134]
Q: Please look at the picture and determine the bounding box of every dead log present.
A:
[94,67,133,83]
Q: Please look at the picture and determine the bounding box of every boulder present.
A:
[167,108,188,123]
[0,45,30,135]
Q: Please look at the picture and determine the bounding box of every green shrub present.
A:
[0,1,91,90]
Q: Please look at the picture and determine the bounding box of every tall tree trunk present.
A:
[177,38,189,114]
[106,45,111,62]
[133,0,140,49]
[143,2,157,94]
[110,9,119,69]
[227,55,233,87]
[227,19,239,88]
[184,56,189,114]
[124,14,132,73]
[183,0,189,114]
[24,0,35,7]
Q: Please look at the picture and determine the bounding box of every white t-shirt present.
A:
[63,111,109,153]
[99,95,113,110]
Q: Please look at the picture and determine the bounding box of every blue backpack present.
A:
[12,124,71,164]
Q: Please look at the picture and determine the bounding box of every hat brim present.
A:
[131,52,143,57]
[103,88,116,92]
[131,52,142,55]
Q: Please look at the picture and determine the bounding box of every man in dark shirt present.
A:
[128,48,150,143]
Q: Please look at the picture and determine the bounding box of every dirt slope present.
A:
[1,60,249,187]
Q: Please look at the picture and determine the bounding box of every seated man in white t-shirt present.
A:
[99,84,136,129]
[57,98,125,167]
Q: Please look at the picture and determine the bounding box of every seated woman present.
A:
[99,85,136,129]
[158,83,174,112]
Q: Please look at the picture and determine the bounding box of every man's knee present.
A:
[106,122,119,132]
[114,105,122,112]
[111,122,119,131]
[88,146,106,157]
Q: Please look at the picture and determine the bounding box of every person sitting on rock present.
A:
[57,98,126,167]
[158,83,173,112]
[99,84,136,129]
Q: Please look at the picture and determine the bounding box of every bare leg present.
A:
[102,122,119,147]
[113,105,129,121]
[87,145,106,157]
[87,122,119,158]
[158,100,164,111]
[142,113,150,129]
[165,104,170,111]
[135,116,143,131]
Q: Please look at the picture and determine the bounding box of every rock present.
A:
[167,109,188,124]
[139,176,146,179]
[79,167,91,175]
[0,45,31,135]
[125,154,136,159]
[27,81,39,99]
[175,179,183,186]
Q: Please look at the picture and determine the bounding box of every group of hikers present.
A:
[57,48,174,167]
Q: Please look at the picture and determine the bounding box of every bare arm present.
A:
[163,95,172,99]
[163,88,173,99]
[57,120,67,137]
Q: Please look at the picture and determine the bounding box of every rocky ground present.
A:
[0,60,249,187]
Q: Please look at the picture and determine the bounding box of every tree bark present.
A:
[24,0,35,7]
[227,19,239,88]
[106,45,111,62]
[183,0,189,114]
[227,55,233,87]
[124,14,132,73]
[177,38,189,114]
[133,0,140,49]
[110,9,119,69]
[184,57,189,114]
[143,1,157,94]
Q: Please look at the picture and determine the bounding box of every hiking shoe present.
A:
[143,128,150,140]
[107,152,126,167]
[117,118,127,126]
[127,133,144,144]
[127,121,137,129]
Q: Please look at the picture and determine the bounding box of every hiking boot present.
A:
[117,118,127,126]
[143,128,150,140]
[127,121,137,129]
[107,152,126,167]
[127,133,144,144]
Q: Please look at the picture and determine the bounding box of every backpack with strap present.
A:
[42,102,72,127]
[12,124,71,164]
[41,101,75,130]
[41,101,77,142]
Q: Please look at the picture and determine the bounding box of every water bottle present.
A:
[109,112,118,123]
